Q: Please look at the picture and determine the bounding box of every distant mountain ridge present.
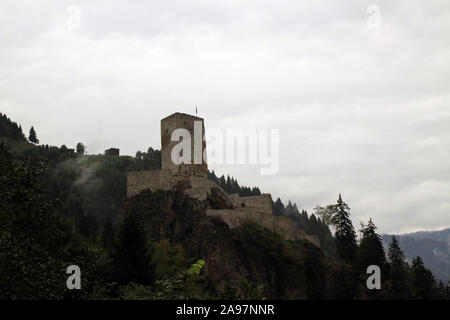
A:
[401,228,450,243]
[382,228,450,283]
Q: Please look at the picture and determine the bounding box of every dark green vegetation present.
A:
[208,170,262,197]
[0,114,448,299]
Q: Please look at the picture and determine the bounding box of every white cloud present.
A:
[0,0,449,233]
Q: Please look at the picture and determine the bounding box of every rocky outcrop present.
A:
[125,188,326,299]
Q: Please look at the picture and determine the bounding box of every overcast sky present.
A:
[1,0,449,234]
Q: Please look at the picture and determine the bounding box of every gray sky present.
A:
[1,0,449,234]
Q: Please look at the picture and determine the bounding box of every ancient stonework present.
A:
[161,112,208,177]
[127,112,320,247]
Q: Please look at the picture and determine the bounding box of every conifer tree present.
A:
[359,219,386,269]
[225,175,232,193]
[113,213,155,285]
[410,256,436,299]
[272,198,285,216]
[358,218,386,299]
[387,236,409,299]
[28,126,39,144]
[331,194,357,264]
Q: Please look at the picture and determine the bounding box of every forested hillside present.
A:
[0,114,448,300]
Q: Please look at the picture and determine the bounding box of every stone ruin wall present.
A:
[127,170,221,201]
[127,170,179,198]
[205,208,320,247]
[228,193,273,215]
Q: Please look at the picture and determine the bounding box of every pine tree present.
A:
[387,236,409,299]
[0,114,25,140]
[331,194,357,264]
[225,175,232,193]
[359,219,386,269]
[410,256,436,299]
[272,198,285,216]
[28,126,39,144]
[358,218,386,299]
[113,213,155,285]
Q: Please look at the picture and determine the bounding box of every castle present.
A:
[127,112,320,247]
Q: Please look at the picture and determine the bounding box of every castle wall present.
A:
[206,208,320,247]
[229,193,273,214]
[185,176,224,201]
[127,170,178,197]
[127,170,320,246]
[127,170,221,201]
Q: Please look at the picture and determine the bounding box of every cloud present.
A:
[0,0,449,233]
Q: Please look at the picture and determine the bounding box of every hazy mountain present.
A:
[382,229,450,283]
[402,229,450,243]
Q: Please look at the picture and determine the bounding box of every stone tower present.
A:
[161,112,208,177]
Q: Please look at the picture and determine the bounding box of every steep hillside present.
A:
[125,186,329,299]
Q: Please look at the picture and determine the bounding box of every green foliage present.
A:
[358,219,386,270]
[184,260,205,276]
[325,261,358,299]
[209,171,261,197]
[28,126,39,144]
[152,260,213,300]
[152,240,188,280]
[385,236,410,299]
[76,142,86,155]
[221,279,266,300]
[410,256,438,299]
[134,147,161,171]
[331,194,357,264]
[112,212,156,285]
[272,198,285,216]
[0,144,108,299]
[0,113,26,141]
[0,147,65,299]
[358,218,386,299]
[313,204,336,226]
[234,222,326,299]
[119,282,154,300]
